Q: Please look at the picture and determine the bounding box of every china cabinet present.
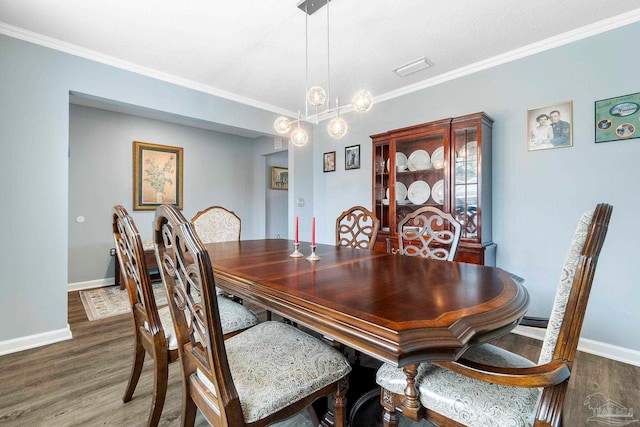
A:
[370,112,495,265]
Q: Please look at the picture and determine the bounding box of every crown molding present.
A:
[3,9,640,117]
[0,22,296,117]
[375,8,640,105]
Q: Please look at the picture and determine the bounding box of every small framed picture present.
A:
[527,101,572,151]
[323,151,336,173]
[271,166,288,190]
[595,92,640,143]
[345,144,361,170]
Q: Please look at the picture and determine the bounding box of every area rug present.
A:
[79,284,167,321]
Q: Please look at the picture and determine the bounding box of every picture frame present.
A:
[323,151,336,173]
[133,141,183,210]
[595,92,640,143]
[527,101,573,151]
[345,144,361,170]
[271,166,288,190]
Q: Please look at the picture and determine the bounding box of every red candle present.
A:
[295,216,299,243]
[312,217,316,246]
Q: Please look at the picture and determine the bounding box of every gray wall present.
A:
[68,104,257,284]
[265,150,289,239]
[311,22,640,353]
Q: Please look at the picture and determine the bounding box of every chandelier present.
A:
[274,0,374,147]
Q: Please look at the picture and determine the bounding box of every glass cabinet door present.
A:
[373,143,390,233]
[453,127,479,240]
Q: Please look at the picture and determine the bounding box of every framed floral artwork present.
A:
[133,141,183,210]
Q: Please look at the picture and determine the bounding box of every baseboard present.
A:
[0,326,72,356]
[513,325,640,367]
[67,277,116,292]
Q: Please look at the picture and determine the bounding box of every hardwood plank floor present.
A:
[0,291,638,426]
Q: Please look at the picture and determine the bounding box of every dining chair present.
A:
[335,205,380,250]
[397,206,462,261]
[154,204,352,427]
[113,205,258,427]
[191,205,241,243]
[112,205,179,427]
[376,202,613,427]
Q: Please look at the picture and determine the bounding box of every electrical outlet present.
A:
[110,248,116,256]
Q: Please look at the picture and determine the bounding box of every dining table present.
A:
[206,238,529,419]
[206,239,528,366]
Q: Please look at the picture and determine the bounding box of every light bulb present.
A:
[352,90,374,113]
[307,86,327,107]
[327,116,348,139]
[290,127,309,147]
[274,116,291,134]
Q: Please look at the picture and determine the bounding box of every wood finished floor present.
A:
[0,291,638,426]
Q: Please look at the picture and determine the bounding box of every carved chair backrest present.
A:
[335,205,380,250]
[192,205,241,244]
[112,205,163,335]
[397,206,462,261]
[154,204,243,424]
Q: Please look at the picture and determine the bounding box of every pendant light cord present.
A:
[326,0,331,109]
[305,6,309,118]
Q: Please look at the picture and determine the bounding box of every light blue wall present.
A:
[311,22,640,352]
[0,34,279,344]
[1,21,639,354]
[68,104,257,283]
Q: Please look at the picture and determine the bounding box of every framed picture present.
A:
[345,144,361,170]
[527,101,573,151]
[133,141,183,210]
[323,151,336,172]
[271,166,288,190]
[595,92,640,143]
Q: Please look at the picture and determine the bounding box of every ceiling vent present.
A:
[393,56,434,77]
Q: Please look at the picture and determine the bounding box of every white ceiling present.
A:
[2,0,640,119]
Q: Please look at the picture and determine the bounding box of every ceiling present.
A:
[2,1,640,120]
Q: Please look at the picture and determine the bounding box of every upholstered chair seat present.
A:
[376,345,541,427]
[197,321,352,424]
[216,295,259,335]
[149,293,257,346]
[154,306,178,350]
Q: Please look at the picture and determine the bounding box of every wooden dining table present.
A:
[206,239,529,368]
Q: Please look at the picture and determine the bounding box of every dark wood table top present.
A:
[206,239,529,367]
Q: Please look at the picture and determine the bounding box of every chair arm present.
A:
[433,358,570,388]
[519,316,549,328]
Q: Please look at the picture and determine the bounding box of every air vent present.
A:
[393,56,434,77]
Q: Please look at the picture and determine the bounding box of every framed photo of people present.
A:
[345,144,361,170]
[323,151,336,173]
[527,101,573,151]
[595,92,640,143]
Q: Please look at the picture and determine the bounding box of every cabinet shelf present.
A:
[370,112,495,265]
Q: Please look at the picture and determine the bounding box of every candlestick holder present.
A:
[289,242,304,258]
[306,245,321,261]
